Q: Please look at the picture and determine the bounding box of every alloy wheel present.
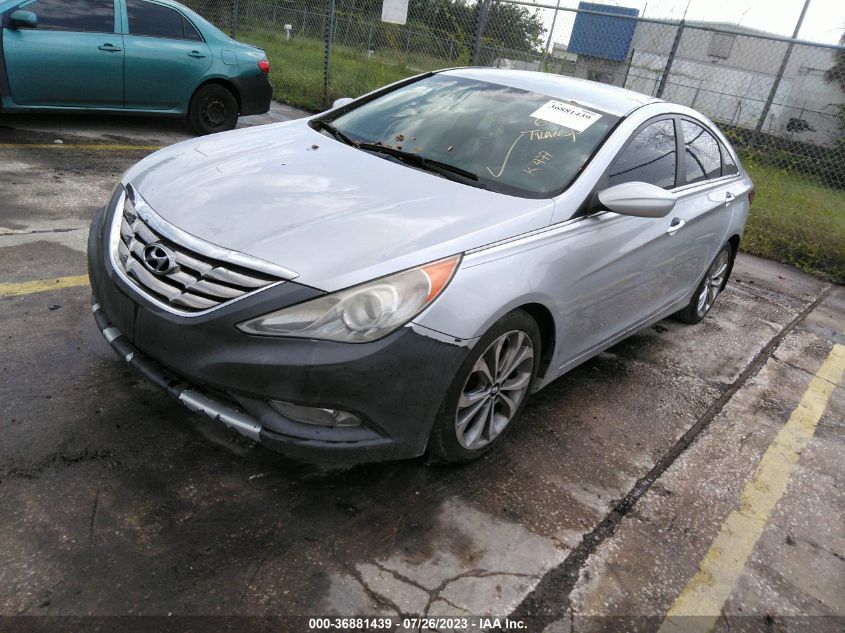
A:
[455,330,534,451]
[697,250,730,317]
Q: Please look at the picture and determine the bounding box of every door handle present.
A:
[666,218,686,235]
[188,50,206,58]
[725,191,735,206]
[98,43,121,52]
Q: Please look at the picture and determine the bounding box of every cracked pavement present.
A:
[1,107,843,631]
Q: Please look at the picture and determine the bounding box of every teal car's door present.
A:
[123,0,212,110]
[2,0,123,107]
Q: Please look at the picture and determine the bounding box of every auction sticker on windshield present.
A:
[530,100,602,132]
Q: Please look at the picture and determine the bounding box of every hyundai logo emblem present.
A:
[142,243,179,275]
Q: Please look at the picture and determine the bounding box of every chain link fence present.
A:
[487,2,845,193]
[184,0,844,190]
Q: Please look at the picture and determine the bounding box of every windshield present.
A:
[325,74,620,197]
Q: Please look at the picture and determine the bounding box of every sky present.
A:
[519,0,845,45]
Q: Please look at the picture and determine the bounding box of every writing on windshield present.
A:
[328,74,619,197]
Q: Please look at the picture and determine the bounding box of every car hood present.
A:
[125,121,554,291]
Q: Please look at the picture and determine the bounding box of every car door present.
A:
[122,0,212,111]
[550,117,685,364]
[2,0,123,107]
[666,118,741,290]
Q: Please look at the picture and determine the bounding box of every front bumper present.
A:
[87,197,470,463]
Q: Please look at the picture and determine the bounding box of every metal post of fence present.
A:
[470,0,492,66]
[756,0,811,132]
[230,0,239,39]
[324,0,336,107]
[656,19,684,98]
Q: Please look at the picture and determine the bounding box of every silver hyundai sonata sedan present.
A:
[88,68,753,463]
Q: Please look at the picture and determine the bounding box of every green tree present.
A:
[334,0,545,57]
[480,1,545,55]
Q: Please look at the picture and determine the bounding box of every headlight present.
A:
[237,255,461,342]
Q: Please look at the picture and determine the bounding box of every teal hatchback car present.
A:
[0,0,272,134]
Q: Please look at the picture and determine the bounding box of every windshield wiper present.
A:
[312,119,358,147]
[356,142,480,183]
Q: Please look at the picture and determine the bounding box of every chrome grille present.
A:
[111,187,289,314]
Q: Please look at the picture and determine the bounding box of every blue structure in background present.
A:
[568,2,639,62]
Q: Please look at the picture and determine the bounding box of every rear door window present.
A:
[127,0,200,40]
[682,120,722,184]
[607,119,677,190]
[20,0,114,32]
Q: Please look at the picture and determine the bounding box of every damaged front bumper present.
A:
[88,200,471,463]
[93,300,263,442]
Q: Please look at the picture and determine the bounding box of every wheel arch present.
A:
[724,233,741,290]
[727,234,741,259]
[516,303,556,384]
[189,77,242,112]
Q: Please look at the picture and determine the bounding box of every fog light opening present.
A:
[269,401,362,427]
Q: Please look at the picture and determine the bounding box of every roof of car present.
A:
[441,68,661,117]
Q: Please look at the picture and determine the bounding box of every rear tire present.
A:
[188,84,239,135]
[428,310,540,463]
[676,243,732,324]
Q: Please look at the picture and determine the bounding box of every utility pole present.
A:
[756,0,811,132]
[540,0,562,71]
[653,0,689,98]
[230,0,239,38]
[470,0,492,66]
[324,0,336,107]
[656,19,684,98]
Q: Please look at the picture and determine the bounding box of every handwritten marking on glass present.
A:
[485,115,580,179]
[486,132,526,178]
[526,128,577,142]
[524,151,553,176]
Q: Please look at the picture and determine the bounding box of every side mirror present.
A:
[331,97,354,110]
[9,10,37,28]
[597,181,676,218]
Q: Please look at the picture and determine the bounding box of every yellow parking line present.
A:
[0,274,90,297]
[658,341,845,633]
[0,143,161,150]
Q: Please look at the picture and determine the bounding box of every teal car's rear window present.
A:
[127,0,202,41]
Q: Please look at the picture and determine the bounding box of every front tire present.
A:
[428,310,540,463]
[676,244,732,324]
[188,84,239,135]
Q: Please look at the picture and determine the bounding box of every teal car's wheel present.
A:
[189,84,239,135]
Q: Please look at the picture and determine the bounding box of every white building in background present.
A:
[623,21,843,146]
